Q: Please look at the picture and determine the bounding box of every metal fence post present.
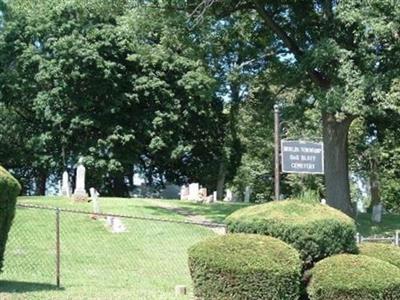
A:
[56,208,61,288]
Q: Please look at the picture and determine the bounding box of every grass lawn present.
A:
[356,212,400,236]
[2,196,399,299]
[0,196,249,299]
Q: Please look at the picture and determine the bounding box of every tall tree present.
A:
[0,0,224,195]
[191,0,400,216]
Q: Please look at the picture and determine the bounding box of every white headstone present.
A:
[90,187,100,214]
[111,217,127,233]
[203,195,212,204]
[321,198,326,205]
[61,171,71,197]
[73,159,88,198]
[213,191,217,202]
[224,189,233,202]
[188,183,200,201]
[244,186,252,203]
[180,185,189,200]
[372,203,383,223]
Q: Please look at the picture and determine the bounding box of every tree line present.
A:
[0,0,399,216]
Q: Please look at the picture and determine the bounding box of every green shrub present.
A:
[308,254,400,300]
[188,234,302,300]
[0,166,21,272]
[225,200,357,265]
[297,189,320,204]
[359,242,400,268]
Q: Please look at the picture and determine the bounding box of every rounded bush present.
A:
[188,234,302,300]
[225,200,357,265]
[359,242,400,268]
[0,166,21,272]
[308,254,400,300]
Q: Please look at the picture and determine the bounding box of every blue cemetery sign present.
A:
[281,140,324,174]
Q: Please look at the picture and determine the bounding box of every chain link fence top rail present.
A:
[1,204,226,300]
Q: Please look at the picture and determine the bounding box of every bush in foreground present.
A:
[308,254,400,300]
[359,242,400,268]
[0,166,21,272]
[188,234,302,300]
[225,200,357,265]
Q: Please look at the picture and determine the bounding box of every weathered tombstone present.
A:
[61,171,71,197]
[204,195,214,204]
[213,191,217,202]
[224,189,233,202]
[321,198,326,205]
[89,187,100,218]
[175,285,187,296]
[180,185,189,200]
[199,188,208,200]
[106,216,114,227]
[372,203,383,223]
[188,183,200,201]
[244,186,252,203]
[111,217,127,233]
[73,159,88,201]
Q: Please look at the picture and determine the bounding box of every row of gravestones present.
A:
[180,183,252,203]
[60,160,253,203]
[59,160,127,233]
[60,159,87,199]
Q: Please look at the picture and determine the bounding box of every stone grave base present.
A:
[72,191,89,202]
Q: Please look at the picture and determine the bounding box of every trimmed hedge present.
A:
[0,166,21,272]
[308,254,400,300]
[188,234,302,300]
[359,242,400,268]
[225,200,357,265]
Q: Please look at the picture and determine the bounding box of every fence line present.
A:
[4,204,399,298]
[355,231,400,246]
[3,204,226,299]
[16,203,226,228]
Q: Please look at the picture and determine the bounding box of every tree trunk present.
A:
[369,158,382,223]
[216,162,226,200]
[322,113,354,217]
[35,171,47,196]
[111,174,129,197]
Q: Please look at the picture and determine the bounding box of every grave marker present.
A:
[73,158,88,200]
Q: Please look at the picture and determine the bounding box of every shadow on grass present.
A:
[142,201,251,223]
[0,280,64,293]
[141,205,190,219]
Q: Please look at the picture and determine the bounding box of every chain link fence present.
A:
[1,204,225,299]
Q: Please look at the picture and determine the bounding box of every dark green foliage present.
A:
[359,243,400,269]
[0,166,21,272]
[308,254,400,300]
[0,0,224,195]
[188,234,302,300]
[225,200,357,265]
